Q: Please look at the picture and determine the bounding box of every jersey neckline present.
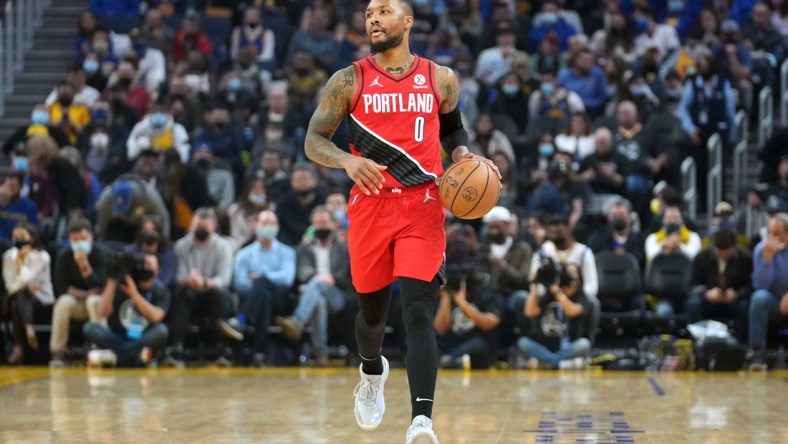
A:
[366,54,421,83]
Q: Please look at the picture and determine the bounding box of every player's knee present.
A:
[403,300,432,331]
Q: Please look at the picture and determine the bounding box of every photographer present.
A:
[83,254,170,367]
[517,263,591,369]
[435,233,504,370]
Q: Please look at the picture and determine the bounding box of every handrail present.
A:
[758,86,773,149]
[681,157,697,221]
[707,133,723,223]
[782,59,788,127]
[732,110,748,203]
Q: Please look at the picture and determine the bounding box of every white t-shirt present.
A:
[312,243,331,276]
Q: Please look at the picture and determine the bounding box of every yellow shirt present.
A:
[49,103,91,144]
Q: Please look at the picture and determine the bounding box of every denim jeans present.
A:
[292,279,347,354]
[685,289,749,343]
[439,336,494,369]
[238,277,290,354]
[517,336,591,368]
[83,322,169,366]
[748,289,782,349]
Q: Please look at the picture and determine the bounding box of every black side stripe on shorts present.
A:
[348,115,437,187]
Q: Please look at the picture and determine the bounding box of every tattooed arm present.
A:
[435,64,501,178]
[306,65,387,195]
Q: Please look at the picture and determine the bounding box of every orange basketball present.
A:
[439,159,500,220]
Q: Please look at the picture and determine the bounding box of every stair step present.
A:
[4,94,48,105]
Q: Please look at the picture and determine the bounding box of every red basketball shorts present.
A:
[347,181,446,293]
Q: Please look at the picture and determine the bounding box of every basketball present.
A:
[439,159,500,220]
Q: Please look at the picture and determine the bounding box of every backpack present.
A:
[694,337,747,371]
[639,335,695,371]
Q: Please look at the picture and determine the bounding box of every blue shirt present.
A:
[677,76,737,141]
[0,198,38,242]
[233,240,296,294]
[558,67,609,109]
[752,241,788,298]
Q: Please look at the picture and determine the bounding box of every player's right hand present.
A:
[341,156,387,195]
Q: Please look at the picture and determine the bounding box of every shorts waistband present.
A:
[356,181,436,199]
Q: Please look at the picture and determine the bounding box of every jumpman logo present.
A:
[369,75,384,88]
[423,189,437,203]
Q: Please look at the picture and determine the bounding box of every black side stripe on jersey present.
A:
[348,115,437,187]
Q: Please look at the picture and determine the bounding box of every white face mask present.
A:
[265,130,283,141]
[90,132,109,150]
[185,74,201,90]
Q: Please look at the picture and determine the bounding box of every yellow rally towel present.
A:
[152,126,175,152]
[173,194,193,231]
[653,224,692,245]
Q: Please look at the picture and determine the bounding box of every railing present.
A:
[732,110,748,203]
[0,0,51,117]
[782,59,788,127]
[758,85,773,149]
[707,133,723,222]
[681,157,697,221]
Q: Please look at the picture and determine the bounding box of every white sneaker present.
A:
[353,356,389,430]
[87,350,117,367]
[406,415,439,444]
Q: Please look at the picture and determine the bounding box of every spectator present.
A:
[491,152,526,210]
[686,228,753,343]
[127,217,176,288]
[772,0,788,46]
[532,0,584,35]
[286,6,338,72]
[82,27,118,70]
[530,33,565,81]
[76,99,130,183]
[246,149,291,202]
[426,23,472,69]
[324,191,349,234]
[108,61,153,120]
[230,7,275,67]
[173,10,213,62]
[527,66,585,136]
[528,0,579,53]
[517,263,591,369]
[26,135,86,228]
[282,50,328,116]
[58,146,102,212]
[218,210,296,366]
[554,112,595,162]
[275,163,326,246]
[591,9,637,65]
[89,0,140,16]
[49,217,107,366]
[528,160,593,234]
[48,82,92,145]
[166,75,201,133]
[158,149,214,240]
[127,28,168,99]
[634,5,680,60]
[704,201,751,248]
[106,82,140,131]
[139,7,175,57]
[96,172,170,242]
[0,166,37,243]
[127,102,190,163]
[645,205,702,263]
[83,254,169,367]
[468,113,516,167]
[475,21,531,88]
[744,3,785,88]
[82,52,109,92]
[558,49,609,119]
[75,10,98,58]
[611,73,661,124]
[191,144,235,210]
[216,70,262,137]
[2,104,69,155]
[274,207,355,366]
[713,19,754,109]
[579,127,631,196]
[3,223,53,364]
[167,209,235,366]
[191,103,246,181]
[489,71,530,144]
[748,213,788,369]
[227,178,268,251]
[45,65,101,109]
[258,81,303,147]
[587,198,646,267]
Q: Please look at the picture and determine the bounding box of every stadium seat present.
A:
[643,253,692,301]
[596,251,643,313]
[97,14,138,34]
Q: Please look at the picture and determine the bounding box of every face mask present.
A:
[719,219,736,229]
[70,240,92,255]
[246,22,259,29]
[91,109,109,122]
[93,40,108,52]
[538,143,555,157]
[90,132,109,149]
[295,188,315,197]
[256,225,279,241]
[227,78,242,92]
[611,217,628,232]
[501,84,519,96]
[540,82,555,95]
[196,157,212,170]
[140,232,159,246]
[115,78,133,90]
[664,223,681,234]
[59,96,73,107]
[489,232,507,244]
[630,85,646,96]
[150,112,168,128]
[13,240,30,249]
[314,228,332,240]
[185,74,201,89]
[666,88,683,100]
[553,236,568,250]
[635,19,649,34]
[31,110,49,125]
[333,209,346,222]
[213,121,229,132]
[265,129,283,141]
[248,193,267,206]
[13,157,28,174]
[606,84,617,97]
[194,228,210,242]
[669,0,685,12]
[83,59,100,74]
[542,12,558,25]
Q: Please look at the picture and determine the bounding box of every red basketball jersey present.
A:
[348,55,443,188]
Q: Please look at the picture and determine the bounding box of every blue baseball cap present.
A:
[112,181,134,214]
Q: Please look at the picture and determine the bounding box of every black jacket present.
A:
[296,238,354,295]
[690,246,753,297]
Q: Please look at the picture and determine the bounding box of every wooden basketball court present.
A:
[1,367,787,443]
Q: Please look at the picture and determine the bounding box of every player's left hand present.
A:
[459,152,502,181]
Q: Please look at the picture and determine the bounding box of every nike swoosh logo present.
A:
[416,397,433,402]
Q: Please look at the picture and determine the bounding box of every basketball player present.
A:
[305,0,500,442]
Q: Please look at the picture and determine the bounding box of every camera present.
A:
[106,250,153,283]
[534,255,574,288]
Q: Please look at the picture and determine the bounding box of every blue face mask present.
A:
[13,156,28,173]
[635,19,649,34]
[538,144,555,157]
[256,225,278,241]
[501,84,519,96]
[83,59,100,74]
[91,109,109,122]
[666,87,683,99]
[630,85,646,96]
[542,12,558,25]
[70,239,92,255]
[227,78,242,92]
[606,84,617,97]
[669,0,684,13]
[540,82,555,95]
[150,112,168,128]
[31,110,49,125]
[333,209,347,222]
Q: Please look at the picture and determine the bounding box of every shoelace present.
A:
[353,380,379,407]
